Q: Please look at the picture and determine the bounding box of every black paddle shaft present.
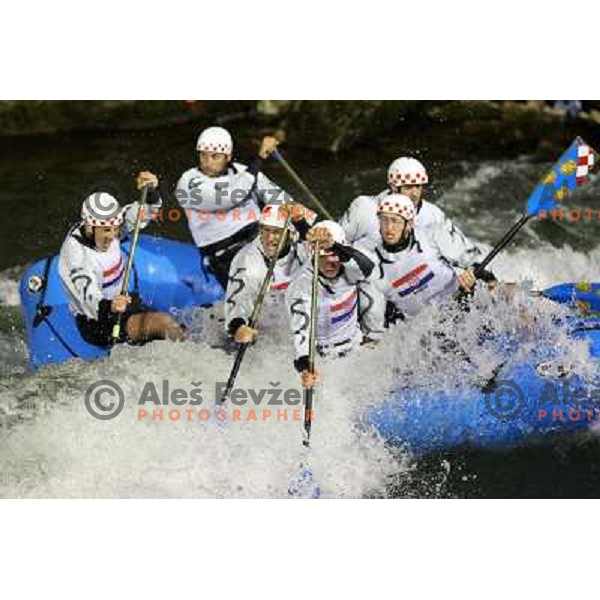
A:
[112,184,151,342]
[303,388,314,446]
[303,244,320,445]
[474,214,531,278]
[271,149,334,221]
[219,343,250,404]
[218,211,294,404]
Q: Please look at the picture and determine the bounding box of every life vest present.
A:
[375,237,458,316]
[97,238,125,300]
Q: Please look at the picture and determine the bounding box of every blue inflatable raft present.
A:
[366,281,600,455]
[19,234,223,369]
[366,332,600,455]
[19,235,600,455]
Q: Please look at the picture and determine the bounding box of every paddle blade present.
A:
[288,464,321,499]
[527,137,598,216]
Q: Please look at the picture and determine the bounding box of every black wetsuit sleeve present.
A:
[246,157,264,176]
[146,186,162,204]
[97,299,113,323]
[332,243,374,278]
[292,217,312,240]
[228,317,247,337]
[294,355,311,373]
[473,263,497,283]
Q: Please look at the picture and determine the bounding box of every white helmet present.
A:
[260,204,295,231]
[196,126,233,154]
[387,157,429,188]
[377,194,416,221]
[309,220,346,255]
[81,192,123,227]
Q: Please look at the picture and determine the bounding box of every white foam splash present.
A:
[0,269,20,307]
[492,244,600,289]
[0,330,398,499]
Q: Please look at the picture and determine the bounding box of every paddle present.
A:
[474,137,598,278]
[303,241,321,446]
[111,184,150,342]
[218,209,294,404]
[288,242,322,498]
[271,148,335,221]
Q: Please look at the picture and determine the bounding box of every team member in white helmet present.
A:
[340,156,488,272]
[59,172,185,346]
[287,221,375,389]
[358,194,476,338]
[224,203,313,343]
[176,126,293,287]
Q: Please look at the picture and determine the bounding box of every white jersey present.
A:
[340,190,482,268]
[339,190,388,245]
[176,161,289,249]
[59,198,160,320]
[224,237,308,332]
[286,248,373,363]
[96,239,125,300]
[358,234,459,338]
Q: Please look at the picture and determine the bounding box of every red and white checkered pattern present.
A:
[199,142,231,153]
[387,157,429,189]
[86,214,123,227]
[377,194,416,221]
[576,144,595,185]
[196,126,233,155]
[81,193,124,227]
[388,170,428,186]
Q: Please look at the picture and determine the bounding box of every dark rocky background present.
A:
[2,100,599,158]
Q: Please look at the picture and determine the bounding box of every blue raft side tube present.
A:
[542,283,600,313]
[365,327,600,456]
[19,234,224,369]
[570,319,600,357]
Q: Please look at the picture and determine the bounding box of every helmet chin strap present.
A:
[383,222,413,252]
[399,219,408,241]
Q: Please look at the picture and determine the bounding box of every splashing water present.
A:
[0,314,401,498]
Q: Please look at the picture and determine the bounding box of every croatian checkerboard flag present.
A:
[527,137,598,216]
